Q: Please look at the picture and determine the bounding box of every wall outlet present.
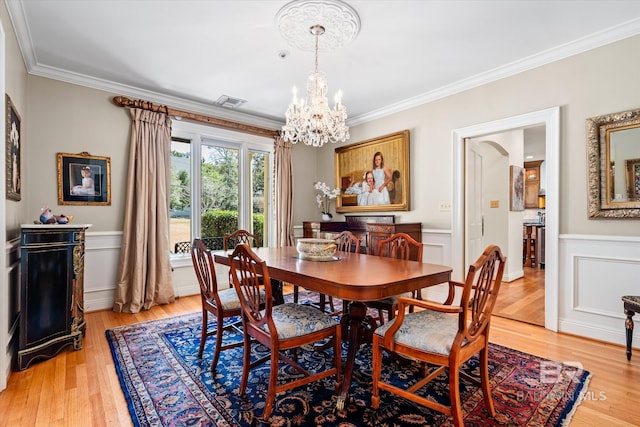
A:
[439,200,451,211]
[490,200,499,208]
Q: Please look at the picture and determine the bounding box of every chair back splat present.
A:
[334,230,361,253]
[223,229,260,251]
[367,232,423,325]
[464,247,505,340]
[230,243,273,330]
[376,232,422,261]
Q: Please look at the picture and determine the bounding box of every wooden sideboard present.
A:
[18,224,90,370]
[303,216,422,258]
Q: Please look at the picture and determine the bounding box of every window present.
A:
[169,121,273,254]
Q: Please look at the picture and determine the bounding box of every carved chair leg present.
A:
[625,308,635,361]
[198,309,208,358]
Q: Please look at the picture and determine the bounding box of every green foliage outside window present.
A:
[201,210,264,249]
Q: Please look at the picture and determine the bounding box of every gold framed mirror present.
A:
[587,107,640,218]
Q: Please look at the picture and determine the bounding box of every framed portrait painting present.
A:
[510,165,525,211]
[335,130,410,213]
[57,152,111,205]
[6,94,21,201]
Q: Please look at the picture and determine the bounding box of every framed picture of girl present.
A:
[57,152,111,205]
[335,130,410,213]
[6,94,21,201]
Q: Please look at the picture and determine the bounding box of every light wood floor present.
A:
[494,266,545,326]
[1,293,639,426]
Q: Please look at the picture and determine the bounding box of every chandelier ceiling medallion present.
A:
[276,0,360,147]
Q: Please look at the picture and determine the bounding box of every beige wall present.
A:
[26,77,129,232]
[305,34,640,235]
[2,1,28,239]
[1,0,29,391]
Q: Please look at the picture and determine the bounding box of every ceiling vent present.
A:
[215,95,247,109]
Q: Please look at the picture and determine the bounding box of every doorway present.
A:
[466,128,546,326]
[451,107,560,332]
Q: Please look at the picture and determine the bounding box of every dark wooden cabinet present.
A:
[18,225,90,370]
[303,216,421,257]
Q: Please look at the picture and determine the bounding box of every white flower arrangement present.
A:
[314,181,341,216]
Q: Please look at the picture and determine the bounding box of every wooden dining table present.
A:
[214,246,452,410]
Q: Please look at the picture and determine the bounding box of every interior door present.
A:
[466,140,484,267]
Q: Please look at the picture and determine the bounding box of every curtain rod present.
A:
[112,96,280,139]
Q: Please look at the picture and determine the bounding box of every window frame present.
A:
[170,120,274,259]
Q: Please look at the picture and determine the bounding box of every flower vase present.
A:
[322,213,332,221]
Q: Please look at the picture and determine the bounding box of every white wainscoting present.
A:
[84,232,123,312]
[84,232,208,312]
[3,238,20,389]
[421,229,455,303]
[559,234,640,348]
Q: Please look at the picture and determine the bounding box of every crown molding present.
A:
[7,1,640,128]
[29,62,284,130]
[5,1,283,130]
[348,17,640,126]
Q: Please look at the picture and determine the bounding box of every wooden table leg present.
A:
[336,301,376,410]
[271,278,284,305]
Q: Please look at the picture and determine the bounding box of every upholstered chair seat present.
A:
[375,308,466,355]
[215,287,242,311]
[263,303,340,339]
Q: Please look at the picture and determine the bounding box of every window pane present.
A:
[200,144,239,250]
[250,150,268,247]
[169,140,191,254]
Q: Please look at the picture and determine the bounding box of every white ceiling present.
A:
[7,0,640,127]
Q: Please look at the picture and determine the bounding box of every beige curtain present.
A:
[274,136,295,246]
[113,108,175,313]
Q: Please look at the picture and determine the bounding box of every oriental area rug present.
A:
[106,294,591,427]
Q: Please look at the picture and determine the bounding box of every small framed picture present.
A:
[6,94,21,201]
[510,165,525,211]
[57,152,111,205]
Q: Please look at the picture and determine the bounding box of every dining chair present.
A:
[222,229,260,251]
[371,245,506,427]
[366,232,423,325]
[293,230,361,314]
[228,243,342,421]
[191,238,244,372]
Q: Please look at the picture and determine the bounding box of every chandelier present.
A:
[281,24,350,147]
